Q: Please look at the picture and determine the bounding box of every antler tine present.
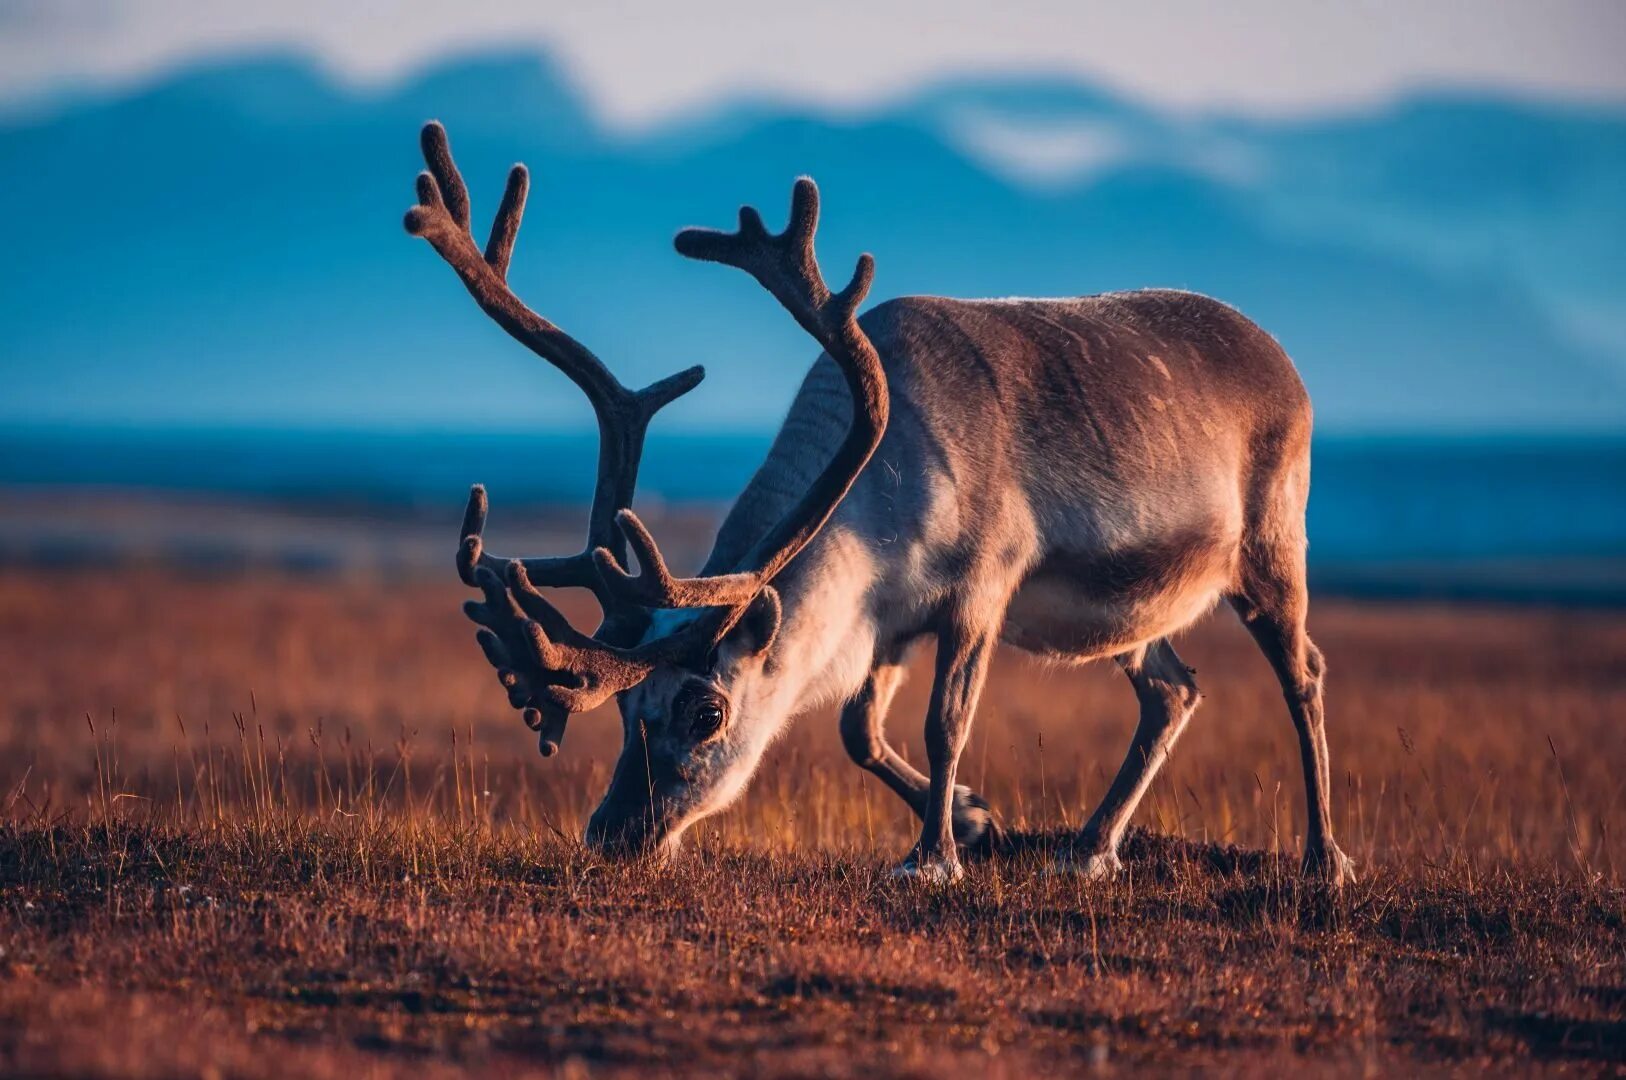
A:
[419,121,471,229]
[594,178,889,629]
[461,568,546,705]
[457,485,608,596]
[483,164,528,280]
[455,484,487,587]
[674,179,875,343]
[521,706,570,758]
[593,508,762,610]
[503,562,688,713]
[461,565,605,717]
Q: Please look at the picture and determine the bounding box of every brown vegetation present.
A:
[2,567,1623,1075]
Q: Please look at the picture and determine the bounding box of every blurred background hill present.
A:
[0,7,1623,600]
[4,48,1625,431]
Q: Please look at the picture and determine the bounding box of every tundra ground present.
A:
[1,568,1622,1075]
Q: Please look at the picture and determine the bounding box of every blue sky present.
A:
[4,0,1625,125]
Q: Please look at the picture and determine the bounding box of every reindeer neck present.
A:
[703,374,882,716]
[760,525,882,716]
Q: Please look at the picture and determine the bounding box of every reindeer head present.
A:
[404,122,887,854]
[582,589,786,854]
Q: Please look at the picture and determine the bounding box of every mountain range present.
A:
[3,50,1624,432]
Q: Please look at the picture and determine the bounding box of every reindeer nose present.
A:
[585,806,658,857]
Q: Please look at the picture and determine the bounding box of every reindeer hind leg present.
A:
[1229,537,1354,886]
[1060,638,1203,879]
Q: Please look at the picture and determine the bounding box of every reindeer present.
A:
[404,122,1352,885]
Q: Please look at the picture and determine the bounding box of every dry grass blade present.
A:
[1,566,1623,1076]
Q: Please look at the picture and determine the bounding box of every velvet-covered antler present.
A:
[406,121,702,753]
[594,178,890,641]
[407,124,888,754]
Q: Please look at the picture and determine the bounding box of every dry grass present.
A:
[2,566,1624,1076]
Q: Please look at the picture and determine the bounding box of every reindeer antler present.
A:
[407,124,888,754]
[408,122,703,603]
[461,560,688,715]
[595,179,890,641]
[406,121,702,753]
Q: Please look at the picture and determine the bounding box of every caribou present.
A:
[404,121,1352,885]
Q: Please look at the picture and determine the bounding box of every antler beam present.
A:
[407,122,704,606]
[596,179,890,641]
[405,120,704,754]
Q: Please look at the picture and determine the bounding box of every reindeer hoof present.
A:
[1303,843,1356,887]
[1046,848,1123,882]
[951,786,1001,853]
[890,855,965,886]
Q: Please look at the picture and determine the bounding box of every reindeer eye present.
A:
[684,693,728,740]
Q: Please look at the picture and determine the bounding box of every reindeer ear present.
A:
[723,587,782,659]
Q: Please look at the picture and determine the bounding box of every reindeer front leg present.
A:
[841,660,1000,853]
[892,621,998,884]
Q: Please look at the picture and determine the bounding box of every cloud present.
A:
[942,109,1136,188]
[2,0,1625,129]
[937,104,1265,190]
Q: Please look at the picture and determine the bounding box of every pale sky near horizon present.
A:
[2,0,1624,126]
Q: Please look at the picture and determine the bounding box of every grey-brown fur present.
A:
[598,291,1350,885]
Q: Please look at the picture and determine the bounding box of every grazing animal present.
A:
[405,122,1352,885]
